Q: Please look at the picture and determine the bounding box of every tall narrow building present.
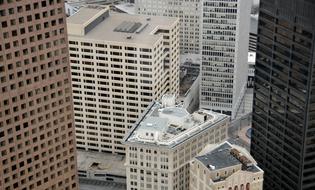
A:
[0,0,79,190]
[67,5,179,154]
[251,0,315,190]
[200,0,251,119]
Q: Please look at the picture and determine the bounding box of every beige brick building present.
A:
[190,142,264,190]
[0,0,79,189]
[67,6,180,154]
[135,0,202,54]
[124,95,229,190]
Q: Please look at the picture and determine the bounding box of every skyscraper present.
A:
[200,0,251,119]
[251,0,315,190]
[67,5,179,154]
[0,0,78,189]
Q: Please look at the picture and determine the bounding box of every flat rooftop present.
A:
[77,150,125,177]
[79,179,126,190]
[124,100,229,148]
[248,52,256,64]
[67,0,120,7]
[67,6,104,24]
[196,142,262,173]
[67,6,178,45]
[114,3,136,15]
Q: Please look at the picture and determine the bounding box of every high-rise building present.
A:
[67,6,180,154]
[134,0,202,54]
[190,142,264,190]
[251,0,315,190]
[0,0,78,190]
[124,95,229,190]
[200,0,251,119]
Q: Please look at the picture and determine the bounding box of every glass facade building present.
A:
[251,0,315,190]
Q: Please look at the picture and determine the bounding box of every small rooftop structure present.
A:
[123,100,229,148]
[67,5,179,45]
[196,142,262,173]
[248,52,256,64]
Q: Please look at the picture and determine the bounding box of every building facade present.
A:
[124,96,230,190]
[67,6,180,154]
[247,52,256,88]
[251,0,315,190]
[135,0,202,54]
[249,14,258,52]
[190,142,263,190]
[0,0,79,189]
[200,0,251,119]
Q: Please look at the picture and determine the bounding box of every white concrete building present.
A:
[134,0,202,54]
[67,5,180,154]
[123,96,230,190]
[200,0,252,119]
[190,141,264,190]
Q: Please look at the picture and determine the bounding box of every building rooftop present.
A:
[248,52,256,64]
[67,5,178,45]
[123,95,229,148]
[77,150,126,177]
[67,5,105,25]
[79,179,126,190]
[196,142,262,173]
[114,3,136,15]
[66,0,120,7]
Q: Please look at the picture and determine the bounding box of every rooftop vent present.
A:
[209,165,216,170]
[230,148,252,167]
[114,21,142,33]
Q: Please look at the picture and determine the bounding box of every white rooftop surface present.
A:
[124,101,229,148]
[115,3,136,15]
[67,6,104,24]
[248,52,256,64]
[77,150,126,176]
[67,7,178,45]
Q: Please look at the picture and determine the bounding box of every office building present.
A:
[67,6,180,154]
[251,0,315,189]
[200,0,251,119]
[124,95,229,190]
[0,0,78,189]
[135,0,202,54]
[190,142,264,190]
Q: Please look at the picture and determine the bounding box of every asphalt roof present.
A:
[196,142,241,170]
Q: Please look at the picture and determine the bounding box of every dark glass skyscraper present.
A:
[251,0,315,190]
